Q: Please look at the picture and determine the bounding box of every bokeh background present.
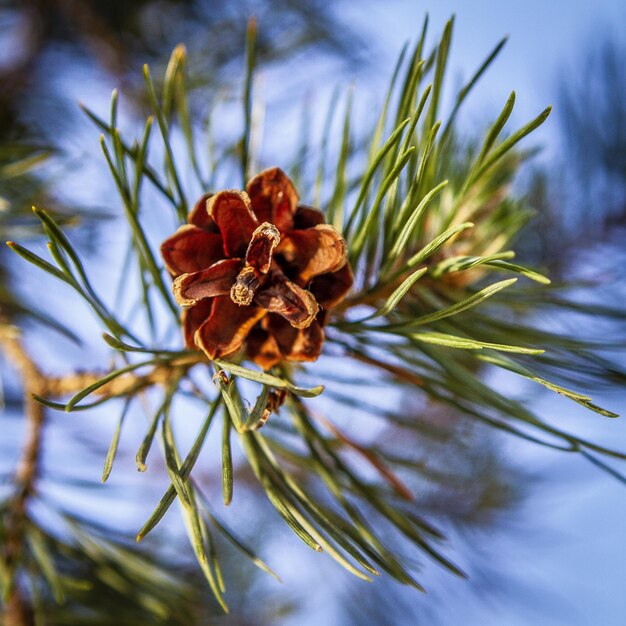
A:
[1,1,625,624]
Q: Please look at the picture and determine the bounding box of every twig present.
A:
[0,325,47,626]
[44,353,203,399]
[347,350,424,387]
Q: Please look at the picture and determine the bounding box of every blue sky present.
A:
[350,0,625,113]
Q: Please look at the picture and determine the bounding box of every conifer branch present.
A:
[3,15,624,613]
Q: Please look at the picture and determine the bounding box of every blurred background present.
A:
[1,1,625,624]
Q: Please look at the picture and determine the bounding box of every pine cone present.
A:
[161,167,353,369]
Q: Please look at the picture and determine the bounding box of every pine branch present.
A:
[3,14,624,614]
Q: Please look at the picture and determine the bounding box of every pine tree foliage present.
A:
[4,15,625,614]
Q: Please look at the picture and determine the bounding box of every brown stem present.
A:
[1,327,46,626]
[43,352,203,399]
[309,408,414,502]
